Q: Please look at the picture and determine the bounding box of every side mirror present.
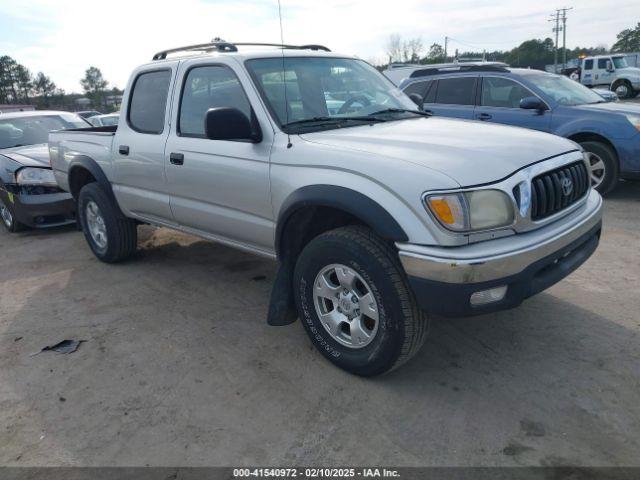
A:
[519,96,547,112]
[204,107,261,142]
[605,60,613,72]
[408,93,424,109]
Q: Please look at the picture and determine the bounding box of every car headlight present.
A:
[15,167,57,186]
[425,190,514,232]
[625,114,640,131]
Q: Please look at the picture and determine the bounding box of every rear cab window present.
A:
[584,59,594,70]
[128,70,172,134]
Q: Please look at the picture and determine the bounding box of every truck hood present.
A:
[300,117,577,186]
[0,143,51,168]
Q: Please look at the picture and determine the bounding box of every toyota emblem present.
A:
[561,177,573,196]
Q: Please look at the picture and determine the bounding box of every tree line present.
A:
[383,22,640,70]
[0,56,121,111]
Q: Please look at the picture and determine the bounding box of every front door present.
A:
[164,61,274,254]
[473,76,551,132]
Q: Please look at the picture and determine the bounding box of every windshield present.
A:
[246,57,418,133]
[613,57,629,69]
[527,74,605,106]
[0,113,88,149]
[100,115,119,126]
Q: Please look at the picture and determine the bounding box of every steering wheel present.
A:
[337,95,372,114]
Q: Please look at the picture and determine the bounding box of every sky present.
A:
[0,0,638,93]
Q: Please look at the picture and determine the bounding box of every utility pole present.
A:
[561,7,573,70]
[444,36,448,62]
[549,10,561,73]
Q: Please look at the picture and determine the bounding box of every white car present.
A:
[88,113,120,127]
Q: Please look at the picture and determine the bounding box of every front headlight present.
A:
[15,167,57,186]
[625,114,640,131]
[425,189,514,232]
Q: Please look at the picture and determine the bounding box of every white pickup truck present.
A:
[49,41,602,376]
[578,54,640,99]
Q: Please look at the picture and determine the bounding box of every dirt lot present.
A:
[1,180,639,467]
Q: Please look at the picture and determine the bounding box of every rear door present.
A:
[112,64,177,223]
[422,76,477,119]
[164,57,275,254]
[473,76,551,132]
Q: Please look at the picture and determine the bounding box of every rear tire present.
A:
[78,183,137,263]
[293,225,429,376]
[0,197,25,233]
[580,140,618,194]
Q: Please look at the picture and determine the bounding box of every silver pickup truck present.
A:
[49,41,603,376]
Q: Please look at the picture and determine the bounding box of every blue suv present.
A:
[399,64,640,193]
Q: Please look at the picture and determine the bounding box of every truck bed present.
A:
[49,127,117,194]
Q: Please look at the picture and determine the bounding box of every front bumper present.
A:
[397,189,603,317]
[1,186,75,228]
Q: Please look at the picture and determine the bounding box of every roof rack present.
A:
[152,41,331,60]
[409,62,509,78]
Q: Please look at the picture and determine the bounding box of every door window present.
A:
[597,58,608,69]
[481,77,536,108]
[434,77,476,105]
[584,59,594,70]
[179,65,252,137]
[403,80,432,98]
[128,70,172,134]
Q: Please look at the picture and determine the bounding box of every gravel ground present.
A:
[0,179,639,467]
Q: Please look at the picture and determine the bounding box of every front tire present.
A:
[293,225,429,376]
[580,140,619,194]
[0,197,25,233]
[78,183,137,263]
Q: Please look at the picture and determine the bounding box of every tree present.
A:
[405,38,424,63]
[426,43,445,63]
[15,64,32,102]
[0,56,19,103]
[80,66,108,109]
[33,72,56,107]
[612,23,640,52]
[385,34,424,64]
[385,34,403,63]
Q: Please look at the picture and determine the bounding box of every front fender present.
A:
[276,185,409,255]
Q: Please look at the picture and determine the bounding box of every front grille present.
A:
[529,161,589,220]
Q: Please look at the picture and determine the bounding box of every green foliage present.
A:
[612,23,640,52]
[80,66,109,109]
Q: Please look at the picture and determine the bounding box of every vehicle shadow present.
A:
[607,179,640,201]
[1,226,639,466]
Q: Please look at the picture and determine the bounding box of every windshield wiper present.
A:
[366,108,431,118]
[283,116,387,128]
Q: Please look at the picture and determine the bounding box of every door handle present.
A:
[478,113,492,121]
[423,109,433,115]
[169,152,184,165]
[119,145,129,155]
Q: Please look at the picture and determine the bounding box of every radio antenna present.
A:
[277,0,292,148]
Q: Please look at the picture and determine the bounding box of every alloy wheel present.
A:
[586,152,606,189]
[85,200,108,249]
[313,263,380,349]
[0,200,12,228]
